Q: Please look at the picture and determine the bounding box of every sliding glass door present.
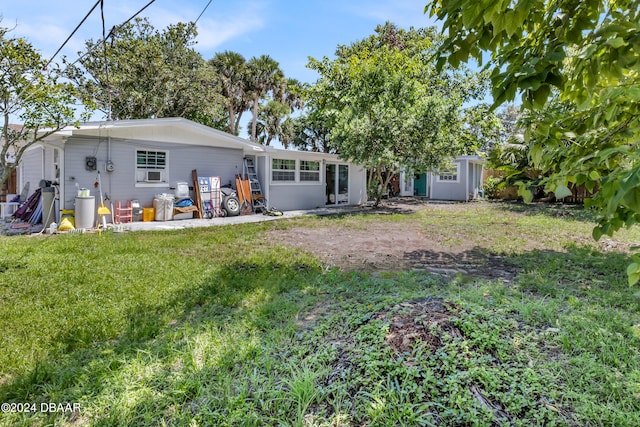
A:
[325,163,349,205]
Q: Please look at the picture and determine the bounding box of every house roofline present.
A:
[55,117,265,152]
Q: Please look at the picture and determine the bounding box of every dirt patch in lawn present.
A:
[268,199,520,282]
[383,296,458,355]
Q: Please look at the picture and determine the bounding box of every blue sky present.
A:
[2,0,439,85]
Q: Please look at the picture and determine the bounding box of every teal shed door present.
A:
[414,173,428,196]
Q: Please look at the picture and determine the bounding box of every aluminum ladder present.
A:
[244,158,266,212]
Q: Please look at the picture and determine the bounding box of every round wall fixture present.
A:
[106,161,115,172]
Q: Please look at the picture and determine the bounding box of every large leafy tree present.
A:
[65,18,222,125]
[424,0,640,281]
[307,23,484,204]
[1,25,89,189]
[291,113,335,153]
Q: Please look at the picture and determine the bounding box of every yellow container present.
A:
[60,209,75,228]
[143,208,155,222]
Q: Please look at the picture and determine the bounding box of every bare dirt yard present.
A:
[269,198,524,282]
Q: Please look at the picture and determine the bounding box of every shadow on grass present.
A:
[403,243,631,292]
[489,199,598,223]
[0,257,321,424]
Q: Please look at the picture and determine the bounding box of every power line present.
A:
[66,0,157,69]
[101,0,112,120]
[43,0,102,70]
[195,0,214,25]
[10,0,158,116]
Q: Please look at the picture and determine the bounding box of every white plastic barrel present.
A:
[75,196,95,229]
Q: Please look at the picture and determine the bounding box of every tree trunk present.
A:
[250,96,259,142]
[234,110,244,137]
[227,104,236,135]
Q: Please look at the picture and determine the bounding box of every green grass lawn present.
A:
[1,202,639,426]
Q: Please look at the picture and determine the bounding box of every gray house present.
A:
[398,155,485,201]
[17,118,367,224]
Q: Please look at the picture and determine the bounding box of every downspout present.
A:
[59,145,65,214]
[41,147,45,182]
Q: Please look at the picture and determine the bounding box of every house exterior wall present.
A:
[19,146,44,197]
[430,159,469,201]
[349,165,367,205]
[264,153,367,211]
[269,184,325,211]
[62,136,244,209]
[19,145,60,196]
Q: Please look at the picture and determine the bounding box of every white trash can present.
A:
[75,196,95,229]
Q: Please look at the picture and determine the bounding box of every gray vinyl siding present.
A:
[19,147,44,198]
[430,160,469,201]
[349,165,367,205]
[268,163,366,210]
[269,184,325,211]
[257,156,267,197]
[62,137,244,209]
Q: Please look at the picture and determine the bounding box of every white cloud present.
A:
[194,14,266,52]
[113,0,268,55]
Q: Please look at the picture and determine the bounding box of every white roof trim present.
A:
[56,117,265,152]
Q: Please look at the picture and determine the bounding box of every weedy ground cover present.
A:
[0,202,639,426]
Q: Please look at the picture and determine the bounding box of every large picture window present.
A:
[272,159,296,181]
[300,160,320,182]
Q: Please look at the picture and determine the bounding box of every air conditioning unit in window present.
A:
[145,170,162,182]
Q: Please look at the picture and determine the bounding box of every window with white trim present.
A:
[300,160,320,182]
[136,149,168,183]
[436,163,460,183]
[272,158,296,182]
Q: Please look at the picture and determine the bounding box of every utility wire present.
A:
[101,0,112,120]
[195,0,213,25]
[11,0,158,113]
[66,0,157,69]
[43,0,102,70]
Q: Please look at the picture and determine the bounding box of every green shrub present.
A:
[483,176,503,199]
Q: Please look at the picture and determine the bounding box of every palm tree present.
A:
[246,55,284,142]
[253,100,290,146]
[208,51,249,135]
[277,78,306,112]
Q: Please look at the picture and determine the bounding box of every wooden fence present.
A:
[558,183,594,204]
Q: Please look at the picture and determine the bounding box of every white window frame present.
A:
[135,149,169,188]
[436,163,460,183]
[272,158,296,182]
[299,160,321,182]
